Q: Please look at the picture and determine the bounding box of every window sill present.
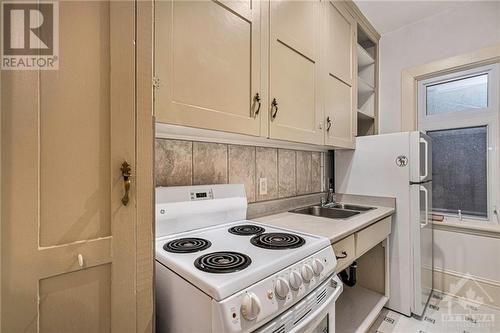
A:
[432,219,500,238]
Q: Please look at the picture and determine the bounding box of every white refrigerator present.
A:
[335,131,433,317]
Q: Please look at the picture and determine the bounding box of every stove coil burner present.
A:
[250,233,306,250]
[228,225,265,236]
[163,238,211,254]
[194,251,252,273]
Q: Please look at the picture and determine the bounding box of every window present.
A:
[418,63,499,223]
[426,74,488,115]
[427,126,487,218]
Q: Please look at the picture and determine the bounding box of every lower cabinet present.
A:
[332,234,355,273]
[355,216,391,257]
[332,216,392,332]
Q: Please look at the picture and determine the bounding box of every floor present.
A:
[368,292,500,333]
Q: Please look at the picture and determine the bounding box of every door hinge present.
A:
[153,77,160,89]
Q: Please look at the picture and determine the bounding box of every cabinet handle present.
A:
[271,98,279,119]
[336,251,348,259]
[326,116,332,131]
[253,93,261,116]
[121,161,131,206]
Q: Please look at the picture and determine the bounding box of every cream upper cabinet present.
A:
[323,1,357,148]
[268,0,324,145]
[155,0,262,136]
[154,0,371,148]
[325,1,355,85]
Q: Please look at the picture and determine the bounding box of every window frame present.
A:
[418,63,500,224]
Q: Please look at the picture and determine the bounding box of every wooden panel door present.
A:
[324,1,356,148]
[1,2,140,332]
[155,0,262,136]
[269,0,323,145]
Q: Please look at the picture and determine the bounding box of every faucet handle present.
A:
[327,189,336,205]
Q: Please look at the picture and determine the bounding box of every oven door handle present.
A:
[290,277,343,333]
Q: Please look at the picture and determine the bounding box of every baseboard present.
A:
[433,267,500,310]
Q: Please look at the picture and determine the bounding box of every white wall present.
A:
[434,229,500,282]
[379,1,500,134]
[377,1,500,282]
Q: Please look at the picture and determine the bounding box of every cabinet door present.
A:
[324,1,356,148]
[325,1,354,85]
[269,0,323,145]
[324,76,355,147]
[155,0,261,136]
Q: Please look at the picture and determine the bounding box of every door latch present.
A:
[121,161,131,206]
[152,77,160,89]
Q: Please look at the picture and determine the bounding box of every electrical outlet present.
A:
[259,178,268,195]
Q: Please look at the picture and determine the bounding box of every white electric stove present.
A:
[155,184,343,333]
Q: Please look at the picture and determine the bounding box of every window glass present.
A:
[427,126,488,218]
[426,74,488,115]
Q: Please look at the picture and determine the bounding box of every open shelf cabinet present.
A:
[336,240,390,332]
[356,25,378,136]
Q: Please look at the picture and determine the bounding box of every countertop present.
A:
[255,203,395,244]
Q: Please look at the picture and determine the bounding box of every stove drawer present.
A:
[331,235,355,273]
[355,216,391,258]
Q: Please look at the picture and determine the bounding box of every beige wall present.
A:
[155,139,331,203]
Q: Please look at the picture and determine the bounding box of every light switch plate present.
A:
[259,178,267,195]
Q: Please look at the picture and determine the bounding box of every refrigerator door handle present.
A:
[420,185,429,228]
[420,137,429,181]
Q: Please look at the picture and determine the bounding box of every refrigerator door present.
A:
[410,181,433,317]
[410,132,432,183]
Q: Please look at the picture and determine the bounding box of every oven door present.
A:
[300,291,337,333]
[256,275,343,333]
[302,310,333,333]
[295,276,342,333]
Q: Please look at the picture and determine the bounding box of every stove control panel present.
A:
[212,246,338,333]
[189,189,214,201]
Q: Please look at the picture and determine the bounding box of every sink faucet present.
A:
[321,189,336,207]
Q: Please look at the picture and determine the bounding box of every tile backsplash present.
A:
[155,138,329,203]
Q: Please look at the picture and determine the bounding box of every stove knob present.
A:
[275,278,290,299]
[311,259,324,275]
[289,271,302,290]
[241,292,261,321]
[301,264,314,282]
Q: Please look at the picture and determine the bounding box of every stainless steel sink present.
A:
[291,205,360,219]
[331,203,375,211]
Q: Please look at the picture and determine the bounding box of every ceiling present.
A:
[353,1,473,35]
